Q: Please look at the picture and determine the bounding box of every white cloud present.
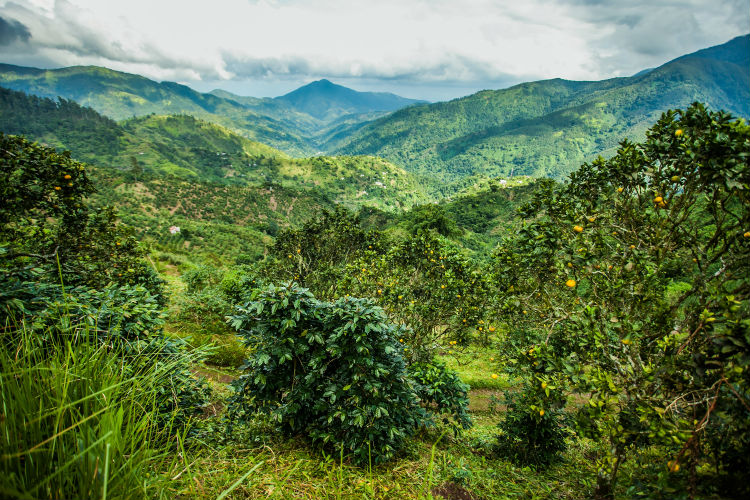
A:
[0,0,747,99]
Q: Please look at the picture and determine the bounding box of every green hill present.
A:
[0,64,309,155]
[0,65,423,155]
[336,35,750,185]
[0,86,428,211]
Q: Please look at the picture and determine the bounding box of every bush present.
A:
[227,283,429,464]
[496,386,568,467]
[1,276,164,342]
[0,276,210,431]
[408,361,472,435]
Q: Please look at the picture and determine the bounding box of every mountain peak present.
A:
[275,79,424,121]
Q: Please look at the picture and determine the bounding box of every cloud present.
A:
[0,0,747,99]
[556,0,750,75]
[0,15,30,45]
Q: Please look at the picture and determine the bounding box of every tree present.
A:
[494,104,750,497]
[0,134,163,300]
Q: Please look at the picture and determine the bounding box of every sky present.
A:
[0,0,748,101]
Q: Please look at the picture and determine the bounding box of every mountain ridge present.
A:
[0,64,423,155]
[335,34,750,185]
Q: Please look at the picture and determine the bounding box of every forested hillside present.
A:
[0,86,428,208]
[0,65,422,155]
[337,35,750,182]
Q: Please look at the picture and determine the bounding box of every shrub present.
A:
[496,386,568,467]
[227,283,429,464]
[1,277,164,343]
[408,361,472,435]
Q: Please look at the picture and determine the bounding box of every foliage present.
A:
[496,384,569,468]
[404,204,460,237]
[0,133,164,299]
[227,283,430,464]
[265,207,372,298]
[266,208,494,361]
[493,103,750,497]
[344,230,493,361]
[408,361,472,434]
[0,322,207,499]
[1,276,163,342]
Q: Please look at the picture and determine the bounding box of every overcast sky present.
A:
[0,0,748,101]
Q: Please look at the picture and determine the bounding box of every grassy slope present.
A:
[337,35,750,182]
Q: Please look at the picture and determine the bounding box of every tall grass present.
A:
[0,326,199,499]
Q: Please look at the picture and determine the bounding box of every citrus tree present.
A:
[343,230,492,361]
[494,103,750,497]
[1,134,163,300]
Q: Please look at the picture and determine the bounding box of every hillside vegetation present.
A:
[5,103,749,499]
[0,86,428,206]
[337,35,750,183]
[0,65,423,155]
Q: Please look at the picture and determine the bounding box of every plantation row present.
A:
[1,103,749,498]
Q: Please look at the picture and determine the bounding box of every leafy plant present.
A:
[227,282,429,464]
[408,361,472,435]
[496,385,568,468]
[493,103,750,496]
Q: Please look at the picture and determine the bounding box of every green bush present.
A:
[227,283,429,464]
[1,277,164,343]
[408,361,472,435]
[496,386,568,467]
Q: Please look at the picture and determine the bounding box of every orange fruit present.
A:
[565,279,576,288]
[573,225,583,232]
[675,129,683,137]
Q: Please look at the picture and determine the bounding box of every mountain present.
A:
[0,63,315,156]
[274,79,425,122]
[336,35,750,186]
[0,86,428,211]
[0,64,423,155]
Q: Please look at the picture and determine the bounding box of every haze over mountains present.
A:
[1,34,748,191]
